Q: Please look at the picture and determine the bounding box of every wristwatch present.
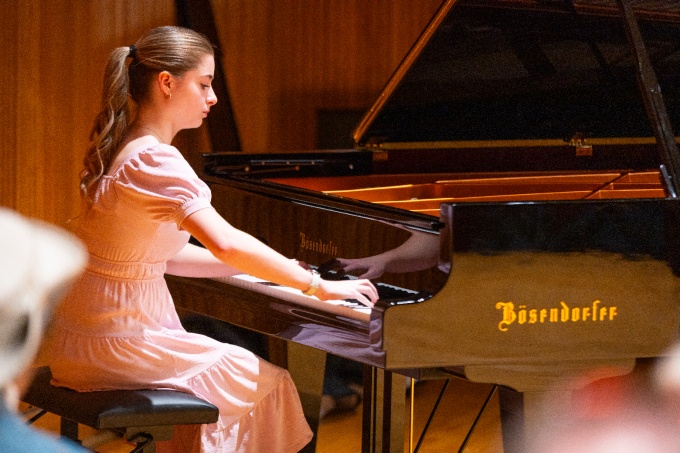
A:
[302,269,321,296]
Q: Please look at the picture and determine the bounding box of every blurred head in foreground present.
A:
[528,361,680,452]
[0,208,86,405]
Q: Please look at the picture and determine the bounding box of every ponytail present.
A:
[80,47,133,202]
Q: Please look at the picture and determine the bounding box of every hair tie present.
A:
[128,45,136,59]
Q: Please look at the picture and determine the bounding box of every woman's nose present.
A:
[207,87,218,106]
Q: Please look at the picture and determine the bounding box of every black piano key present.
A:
[375,283,416,300]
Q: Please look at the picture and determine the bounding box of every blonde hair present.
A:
[80,26,214,202]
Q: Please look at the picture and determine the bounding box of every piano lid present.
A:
[353,0,680,183]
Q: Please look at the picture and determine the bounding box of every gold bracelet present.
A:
[302,269,321,296]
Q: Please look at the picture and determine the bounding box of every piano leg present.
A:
[498,386,524,453]
[362,366,406,453]
[286,341,327,453]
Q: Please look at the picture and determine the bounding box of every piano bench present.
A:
[23,366,219,453]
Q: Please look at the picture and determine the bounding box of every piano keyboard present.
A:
[212,274,423,322]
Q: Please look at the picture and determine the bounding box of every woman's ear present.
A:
[157,71,173,99]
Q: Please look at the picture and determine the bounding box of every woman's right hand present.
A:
[316,278,378,307]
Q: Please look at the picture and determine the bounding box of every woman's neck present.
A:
[133,108,174,144]
[135,124,168,144]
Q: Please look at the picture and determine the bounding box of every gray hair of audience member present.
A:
[0,208,86,388]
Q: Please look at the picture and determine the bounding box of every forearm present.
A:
[208,229,314,290]
[165,242,242,278]
[379,233,439,273]
[179,208,378,306]
[181,209,315,292]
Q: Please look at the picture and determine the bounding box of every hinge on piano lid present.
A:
[217,157,367,178]
[244,158,327,174]
[567,132,593,156]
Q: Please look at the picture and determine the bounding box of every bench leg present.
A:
[128,433,155,453]
[127,426,173,453]
[60,417,80,443]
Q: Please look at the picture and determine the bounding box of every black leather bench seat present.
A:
[23,366,219,450]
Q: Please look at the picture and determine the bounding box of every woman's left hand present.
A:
[315,278,378,307]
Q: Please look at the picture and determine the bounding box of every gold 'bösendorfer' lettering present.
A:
[299,232,338,256]
[496,299,617,332]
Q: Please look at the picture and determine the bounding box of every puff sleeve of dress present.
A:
[111,144,213,227]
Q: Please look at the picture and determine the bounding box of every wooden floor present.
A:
[26,377,504,452]
[317,377,504,453]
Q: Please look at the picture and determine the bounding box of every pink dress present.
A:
[48,144,313,453]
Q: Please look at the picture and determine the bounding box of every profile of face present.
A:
[167,53,218,130]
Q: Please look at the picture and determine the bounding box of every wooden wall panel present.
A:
[212,0,443,151]
[0,2,19,215]
[0,0,176,226]
[0,0,443,227]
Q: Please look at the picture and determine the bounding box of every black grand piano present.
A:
[167,0,680,451]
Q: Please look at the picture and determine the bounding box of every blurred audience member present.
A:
[528,359,680,452]
[0,208,87,452]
